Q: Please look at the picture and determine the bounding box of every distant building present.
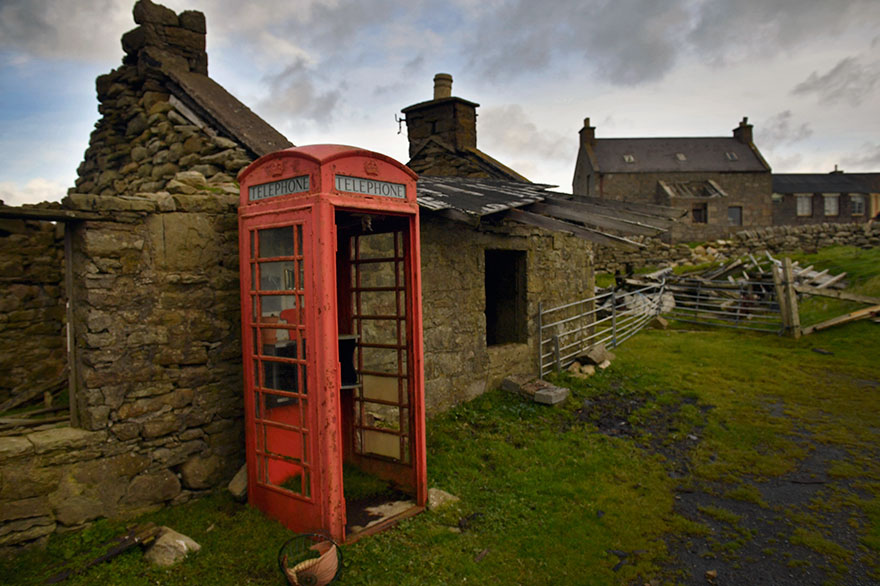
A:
[772,171,880,226]
[572,117,773,241]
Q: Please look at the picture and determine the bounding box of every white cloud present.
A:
[0,178,66,206]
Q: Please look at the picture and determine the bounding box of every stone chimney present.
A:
[121,0,208,75]
[433,73,453,99]
[400,73,479,159]
[733,116,753,144]
[579,117,596,149]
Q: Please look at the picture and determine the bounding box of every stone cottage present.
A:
[572,117,773,241]
[0,0,621,551]
[772,170,880,226]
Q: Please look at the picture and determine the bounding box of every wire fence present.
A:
[537,281,667,377]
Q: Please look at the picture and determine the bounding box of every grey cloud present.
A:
[0,0,129,60]
[757,110,812,149]
[792,56,880,106]
[461,0,880,86]
[687,0,877,61]
[256,60,342,126]
[841,143,880,169]
[462,0,687,85]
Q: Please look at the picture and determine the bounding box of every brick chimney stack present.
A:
[401,73,479,159]
[579,117,596,148]
[733,116,753,144]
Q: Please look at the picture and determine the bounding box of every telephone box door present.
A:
[242,210,323,528]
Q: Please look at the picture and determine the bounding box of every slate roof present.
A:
[594,137,768,174]
[773,173,873,194]
[154,52,293,158]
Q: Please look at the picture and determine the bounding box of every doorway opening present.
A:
[335,211,420,540]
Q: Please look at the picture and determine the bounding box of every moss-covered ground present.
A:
[1,246,878,584]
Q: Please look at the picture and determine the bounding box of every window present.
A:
[823,194,839,216]
[692,203,708,223]
[727,206,743,226]
[485,249,527,345]
[796,195,812,217]
[851,194,865,215]
[675,153,687,161]
[623,154,635,163]
[725,152,738,161]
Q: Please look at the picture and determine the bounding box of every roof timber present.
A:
[502,208,643,251]
[547,191,686,220]
[529,199,668,236]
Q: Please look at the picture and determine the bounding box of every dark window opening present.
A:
[727,206,743,226]
[692,203,708,223]
[485,249,527,346]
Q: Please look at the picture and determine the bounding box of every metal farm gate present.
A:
[537,282,666,377]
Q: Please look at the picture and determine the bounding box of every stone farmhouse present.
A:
[772,171,880,226]
[572,117,774,241]
[0,0,674,550]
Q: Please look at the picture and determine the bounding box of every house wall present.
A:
[0,220,67,407]
[597,171,773,241]
[772,193,868,226]
[419,216,593,414]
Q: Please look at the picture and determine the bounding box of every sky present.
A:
[1,0,879,206]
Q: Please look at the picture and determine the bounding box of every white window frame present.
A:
[851,194,865,216]
[823,193,839,217]
[796,194,812,217]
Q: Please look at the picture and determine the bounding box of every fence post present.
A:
[553,335,561,372]
[695,281,703,322]
[610,289,618,347]
[735,283,744,324]
[537,301,543,378]
[782,258,802,339]
[772,263,790,333]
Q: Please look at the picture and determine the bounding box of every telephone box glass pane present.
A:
[259,227,296,258]
[260,261,297,292]
[263,360,299,393]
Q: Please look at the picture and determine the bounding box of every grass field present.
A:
[2,246,878,585]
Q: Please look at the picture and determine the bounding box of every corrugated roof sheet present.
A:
[416,176,550,216]
[595,137,767,173]
[773,173,872,194]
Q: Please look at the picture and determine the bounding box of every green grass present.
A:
[789,246,880,326]
[2,245,878,584]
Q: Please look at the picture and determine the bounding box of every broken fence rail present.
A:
[538,281,666,377]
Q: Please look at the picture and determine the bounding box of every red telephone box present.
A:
[238,145,427,543]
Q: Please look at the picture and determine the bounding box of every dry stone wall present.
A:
[0,218,67,406]
[595,222,880,275]
[0,189,244,553]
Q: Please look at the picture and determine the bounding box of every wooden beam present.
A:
[544,196,680,227]
[802,304,880,335]
[793,285,880,305]
[546,192,686,220]
[527,201,667,236]
[0,205,105,222]
[503,208,642,250]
